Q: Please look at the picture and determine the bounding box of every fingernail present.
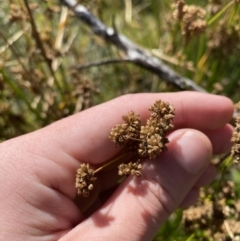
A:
[170,131,212,175]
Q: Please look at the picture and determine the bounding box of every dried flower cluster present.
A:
[76,100,175,197]
[118,161,142,177]
[208,17,240,56]
[75,163,96,197]
[231,103,240,163]
[109,100,174,159]
[109,100,175,177]
[183,181,240,240]
[108,111,141,149]
[172,0,206,43]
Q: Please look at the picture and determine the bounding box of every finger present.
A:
[203,124,233,154]
[179,188,200,209]
[32,92,233,163]
[79,147,218,214]
[59,129,213,241]
[194,164,216,188]
[170,124,233,156]
[179,164,216,209]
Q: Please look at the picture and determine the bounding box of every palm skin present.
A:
[0,92,233,241]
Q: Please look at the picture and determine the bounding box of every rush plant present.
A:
[75,99,175,197]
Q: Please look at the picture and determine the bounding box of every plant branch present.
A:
[23,0,52,70]
[23,0,65,95]
[75,58,131,70]
[60,0,207,92]
[94,153,128,174]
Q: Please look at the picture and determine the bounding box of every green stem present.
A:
[216,154,233,192]
[207,1,234,26]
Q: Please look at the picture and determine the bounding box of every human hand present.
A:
[0,92,233,241]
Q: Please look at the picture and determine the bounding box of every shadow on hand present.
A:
[125,146,184,229]
[86,185,118,227]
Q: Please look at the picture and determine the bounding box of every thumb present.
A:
[61,129,212,241]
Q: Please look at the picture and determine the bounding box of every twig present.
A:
[23,0,64,95]
[23,0,52,69]
[75,58,132,70]
[60,0,207,92]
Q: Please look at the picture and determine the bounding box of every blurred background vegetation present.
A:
[0,0,240,240]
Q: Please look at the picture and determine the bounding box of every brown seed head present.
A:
[76,163,97,197]
[138,134,168,159]
[109,111,141,148]
[172,1,206,43]
[118,161,142,177]
[109,100,175,159]
[122,111,141,129]
[109,123,129,146]
[149,100,175,120]
[231,116,240,163]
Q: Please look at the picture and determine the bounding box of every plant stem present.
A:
[207,1,234,26]
[126,136,142,142]
[94,153,128,174]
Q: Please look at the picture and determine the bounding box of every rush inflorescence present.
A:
[109,100,175,159]
[75,100,175,197]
